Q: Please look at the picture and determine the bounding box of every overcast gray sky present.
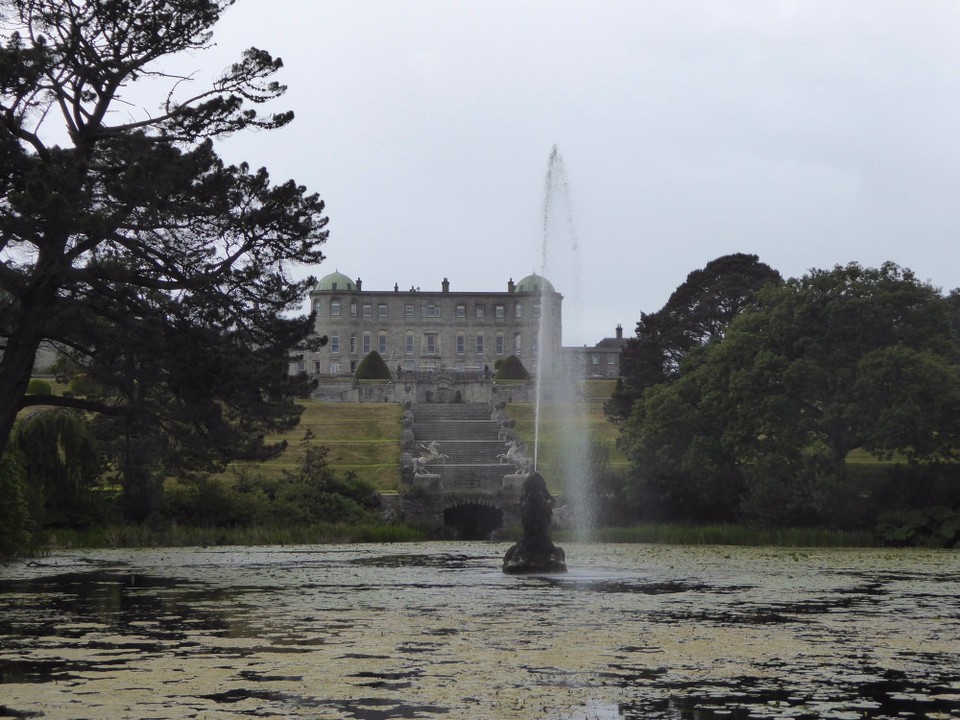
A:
[165,0,960,345]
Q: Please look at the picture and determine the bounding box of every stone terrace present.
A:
[409,403,510,491]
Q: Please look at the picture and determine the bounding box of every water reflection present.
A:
[1,543,958,719]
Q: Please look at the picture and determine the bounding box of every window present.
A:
[533,302,541,319]
[362,333,371,354]
[405,304,414,318]
[378,333,387,355]
[423,304,440,318]
[362,303,372,318]
[331,333,340,353]
[455,361,465,373]
[425,334,437,355]
[515,334,522,355]
[608,354,616,365]
[330,361,341,374]
[495,305,504,319]
[331,301,340,316]
[532,337,539,354]
[403,359,414,371]
[456,304,465,318]
[476,334,484,355]
[475,305,485,318]
[350,335,357,354]
[350,300,357,316]
[495,334,504,356]
[312,299,319,313]
[515,303,522,318]
[405,333,414,355]
[592,354,600,365]
[378,304,388,318]
[456,333,465,355]
[313,360,321,374]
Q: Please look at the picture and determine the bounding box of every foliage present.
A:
[354,351,392,380]
[12,408,101,527]
[0,452,32,557]
[609,253,781,419]
[495,354,530,381]
[0,0,328,515]
[621,262,960,528]
[26,378,52,396]
[164,433,382,528]
[875,506,960,548]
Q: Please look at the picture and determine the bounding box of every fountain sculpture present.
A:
[502,471,567,574]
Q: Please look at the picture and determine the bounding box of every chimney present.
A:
[616,323,623,340]
[442,277,450,293]
[355,277,362,292]
[394,283,399,292]
[508,278,515,293]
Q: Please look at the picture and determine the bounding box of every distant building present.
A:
[292,271,564,378]
[562,324,628,379]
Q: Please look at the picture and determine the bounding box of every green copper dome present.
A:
[515,272,555,294]
[315,270,356,292]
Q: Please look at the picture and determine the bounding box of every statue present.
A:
[498,439,532,476]
[502,472,567,574]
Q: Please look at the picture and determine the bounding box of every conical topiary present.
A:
[354,350,393,380]
[494,354,529,381]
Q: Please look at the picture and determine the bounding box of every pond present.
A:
[1,543,959,719]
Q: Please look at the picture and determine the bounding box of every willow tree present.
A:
[0,1,328,514]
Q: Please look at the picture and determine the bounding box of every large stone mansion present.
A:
[290,270,626,382]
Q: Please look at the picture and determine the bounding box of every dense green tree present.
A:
[621,262,960,526]
[12,407,99,525]
[0,453,32,556]
[0,1,328,515]
[608,253,781,419]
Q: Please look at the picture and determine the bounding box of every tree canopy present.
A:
[620,262,960,526]
[608,253,780,419]
[0,0,328,497]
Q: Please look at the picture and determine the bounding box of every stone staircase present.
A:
[408,403,510,491]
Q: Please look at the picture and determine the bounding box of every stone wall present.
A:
[311,378,538,404]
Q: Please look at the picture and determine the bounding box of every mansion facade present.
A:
[294,271,564,378]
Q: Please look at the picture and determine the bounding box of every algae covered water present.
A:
[1,543,958,719]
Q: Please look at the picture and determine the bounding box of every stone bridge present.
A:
[399,402,528,539]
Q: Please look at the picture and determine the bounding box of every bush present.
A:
[27,378,53,395]
[0,453,33,557]
[354,350,392,380]
[876,506,960,547]
[494,354,529,381]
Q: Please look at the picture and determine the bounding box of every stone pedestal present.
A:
[412,474,441,491]
[501,474,528,493]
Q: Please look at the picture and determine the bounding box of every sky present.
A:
[148,1,960,345]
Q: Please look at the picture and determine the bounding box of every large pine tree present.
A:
[0,1,328,511]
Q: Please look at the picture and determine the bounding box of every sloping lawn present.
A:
[226,401,402,490]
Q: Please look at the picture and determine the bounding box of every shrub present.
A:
[354,350,392,380]
[27,378,53,395]
[0,453,33,557]
[494,354,529,381]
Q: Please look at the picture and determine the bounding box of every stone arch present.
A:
[443,501,504,540]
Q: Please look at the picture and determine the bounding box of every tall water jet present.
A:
[536,145,594,540]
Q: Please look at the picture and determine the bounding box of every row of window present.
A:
[305,359,507,375]
[321,299,545,319]
[328,331,538,357]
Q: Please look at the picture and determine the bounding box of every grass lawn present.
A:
[225,401,403,491]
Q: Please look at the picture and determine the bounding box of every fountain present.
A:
[502,145,589,573]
